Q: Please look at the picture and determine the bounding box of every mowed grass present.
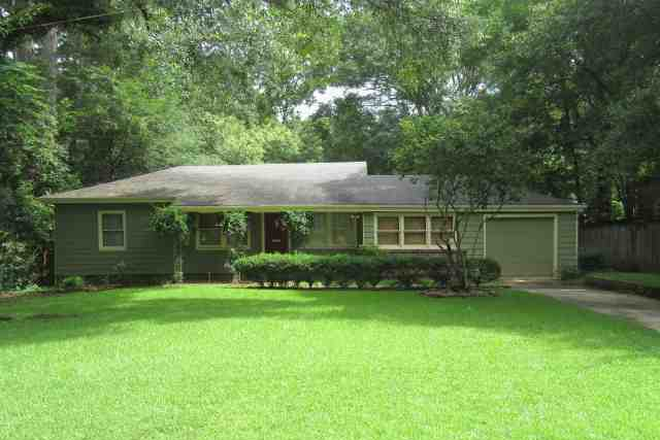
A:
[591,271,660,289]
[2,286,660,440]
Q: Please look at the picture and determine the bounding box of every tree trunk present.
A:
[173,239,184,283]
[40,26,59,104]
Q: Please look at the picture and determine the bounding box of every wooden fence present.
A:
[580,222,660,271]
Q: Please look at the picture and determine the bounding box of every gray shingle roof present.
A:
[43,161,578,207]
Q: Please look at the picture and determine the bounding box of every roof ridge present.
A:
[175,161,367,168]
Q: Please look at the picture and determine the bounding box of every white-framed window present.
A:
[306,213,328,247]
[98,211,126,251]
[377,216,400,246]
[197,213,225,249]
[196,213,250,250]
[331,213,351,246]
[403,216,427,245]
[376,214,454,248]
[301,213,358,248]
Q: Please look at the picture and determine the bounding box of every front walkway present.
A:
[525,285,660,331]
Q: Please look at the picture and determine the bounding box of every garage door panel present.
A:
[486,218,554,277]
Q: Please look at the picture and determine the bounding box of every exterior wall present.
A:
[362,211,483,256]
[364,210,578,277]
[55,205,579,281]
[55,204,174,278]
[55,206,264,281]
[183,213,262,280]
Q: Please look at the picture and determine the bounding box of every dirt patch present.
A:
[26,313,79,320]
[422,289,499,298]
[0,285,124,302]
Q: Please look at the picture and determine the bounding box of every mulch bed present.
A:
[0,313,80,322]
[0,285,123,302]
[26,313,79,320]
[422,289,499,298]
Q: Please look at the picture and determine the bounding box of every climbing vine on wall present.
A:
[280,211,314,249]
[149,206,191,283]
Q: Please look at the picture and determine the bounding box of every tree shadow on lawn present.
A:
[1,287,659,358]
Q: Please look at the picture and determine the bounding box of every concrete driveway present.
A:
[525,285,660,331]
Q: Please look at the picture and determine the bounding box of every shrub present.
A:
[579,252,607,272]
[233,253,500,289]
[354,246,386,257]
[60,276,84,291]
[0,232,38,291]
[468,258,502,283]
[561,267,582,280]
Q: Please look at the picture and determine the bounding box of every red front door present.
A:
[264,213,289,253]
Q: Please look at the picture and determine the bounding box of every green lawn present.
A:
[590,272,660,289]
[2,286,660,439]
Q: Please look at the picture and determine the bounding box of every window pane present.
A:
[432,232,454,244]
[404,216,426,231]
[199,229,222,246]
[331,214,351,246]
[378,232,399,245]
[312,213,326,231]
[103,231,124,247]
[102,214,123,231]
[431,216,453,231]
[333,230,349,246]
[378,216,399,231]
[404,232,426,245]
[199,214,222,229]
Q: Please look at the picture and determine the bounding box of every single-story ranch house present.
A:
[43,162,582,281]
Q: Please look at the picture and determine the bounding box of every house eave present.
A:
[177,204,585,213]
[41,197,176,204]
[41,198,585,212]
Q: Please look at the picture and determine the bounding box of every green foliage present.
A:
[280,211,315,249]
[221,211,249,237]
[309,95,403,173]
[394,98,524,290]
[560,268,582,281]
[59,276,85,292]
[579,252,608,273]
[149,206,190,283]
[0,231,38,291]
[233,253,502,289]
[149,206,190,241]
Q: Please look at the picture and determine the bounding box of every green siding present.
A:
[55,205,578,280]
[558,212,578,271]
[55,207,264,279]
[462,214,485,258]
[55,204,174,277]
[362,213,375,246]
[183,213,262,277]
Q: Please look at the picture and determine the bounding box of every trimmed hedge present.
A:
[233,253,501,289]
[585,274,660,300]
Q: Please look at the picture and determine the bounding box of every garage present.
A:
[485,216,556,278]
